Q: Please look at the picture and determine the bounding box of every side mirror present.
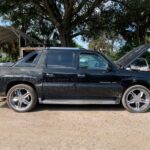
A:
[126,66,131,70]
[106,64,112,72]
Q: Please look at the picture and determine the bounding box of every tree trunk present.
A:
[59,28,72,47]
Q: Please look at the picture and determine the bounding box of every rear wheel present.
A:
[122,85,150,113]
[7,84,37,112]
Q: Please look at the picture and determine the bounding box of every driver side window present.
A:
[79,53,108,70]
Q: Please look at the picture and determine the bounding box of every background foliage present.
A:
[0,0,149,61]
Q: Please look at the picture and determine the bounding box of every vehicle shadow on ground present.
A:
[1,98,150,113]
[34,104,125,112]
[0,102,8,108]
[0,101,125,112]
[2,101,150,113]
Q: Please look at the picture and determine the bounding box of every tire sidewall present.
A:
[122,85,150,113]
[7,84,37,112]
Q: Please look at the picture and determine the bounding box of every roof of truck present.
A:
[44,47,99,54]
[45,47,86,51]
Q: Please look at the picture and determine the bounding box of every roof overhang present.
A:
[0,26,43,46]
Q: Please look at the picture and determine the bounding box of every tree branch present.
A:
[73,0,88,14]
[72,31,86,38]
[72,0,104,28]
[33,1,58,26]
[63,0,75,23]
[41,0,62,27]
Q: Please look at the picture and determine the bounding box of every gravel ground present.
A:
[0,100,150,150]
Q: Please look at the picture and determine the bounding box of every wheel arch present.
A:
[126,82,149,91]
[120,79,150,103]
[6,81,38,96]
[121,78,150,91]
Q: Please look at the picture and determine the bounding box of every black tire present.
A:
[7,84,37,112]
[122,85,150,113]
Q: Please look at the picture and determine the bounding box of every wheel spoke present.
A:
[140,99,149,104]
[22,92,30,99]
[135,102,140,110]
[127,99,135,104]
[18,101,23,108]
[137,91,144,98]
[130,91,136,98]
[16,89,21,96]
[140,91,144,98]
[22,99,30,105]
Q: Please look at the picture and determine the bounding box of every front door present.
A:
[76,52,122,101]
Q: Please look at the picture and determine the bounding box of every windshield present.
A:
[131,59,147,67]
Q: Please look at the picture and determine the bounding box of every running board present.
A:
[39,99,119,105]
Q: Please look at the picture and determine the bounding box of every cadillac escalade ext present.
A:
[0,44,150,113]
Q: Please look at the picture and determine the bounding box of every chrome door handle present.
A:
[77,74,85,78]
[46,73,55,78]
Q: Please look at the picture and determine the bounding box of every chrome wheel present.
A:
[9,88,32,111]
[122,85,150,113]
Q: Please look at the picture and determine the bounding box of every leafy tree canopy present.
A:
[88,0,150,54]
[0,0,149,57]
[0,0,110,46]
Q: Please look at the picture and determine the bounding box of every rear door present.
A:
[43,50,77,99]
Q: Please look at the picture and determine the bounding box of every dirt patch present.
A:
[0,101,150,150]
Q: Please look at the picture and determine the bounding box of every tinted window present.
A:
[47,51,75,68]
[79,53,108,70]
[131,59,147,67]
[25,53,38,63]
[15,51,41,67]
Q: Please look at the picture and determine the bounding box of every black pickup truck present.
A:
[1,45,150,113]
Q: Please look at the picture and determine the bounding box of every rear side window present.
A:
[22,53,38,64]
[15,51,41,67]
[47,51,75,68]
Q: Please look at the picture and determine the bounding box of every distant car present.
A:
[126,58,150,71]
[0,44,150,113]
[117,45,150,72]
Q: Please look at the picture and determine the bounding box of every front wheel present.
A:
[7,84,37,112]
[122,85,150,113]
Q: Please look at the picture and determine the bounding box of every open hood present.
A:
[116,44,150,68]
